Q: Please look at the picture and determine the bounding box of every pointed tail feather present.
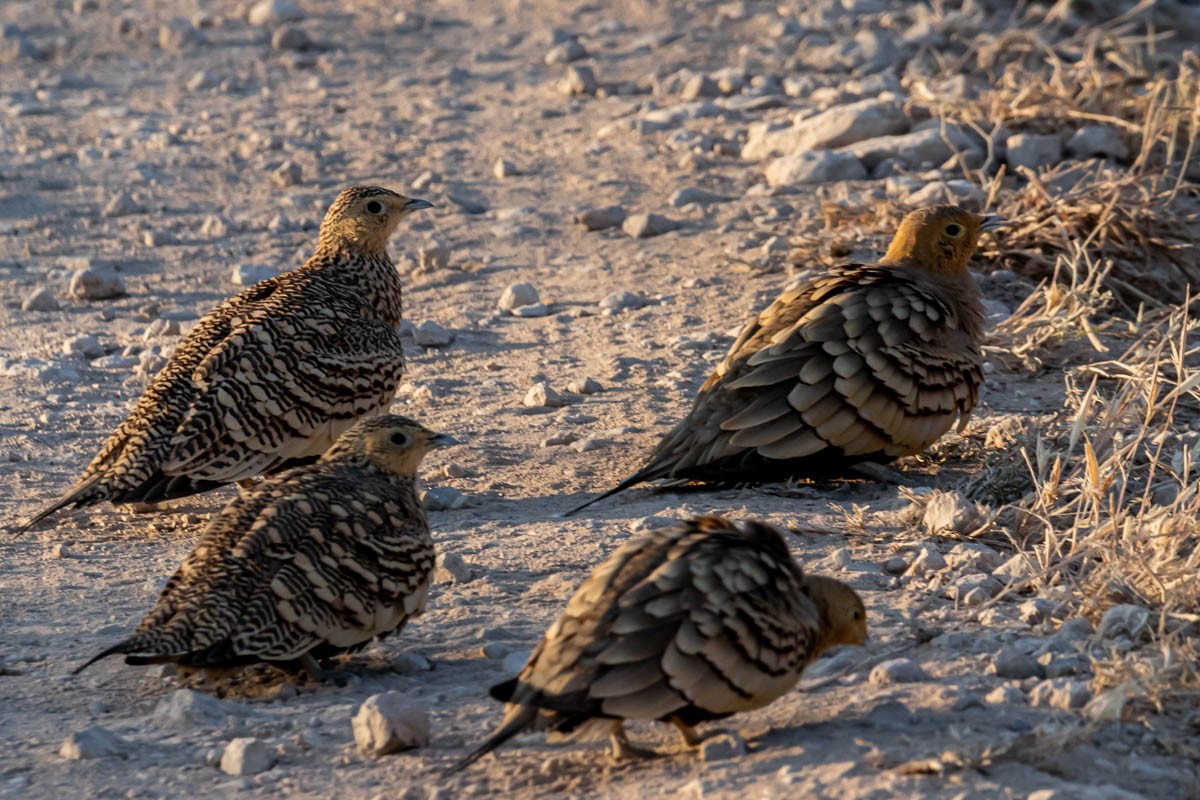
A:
[444,705,538,776]
[10,478,107,536]
[560,473,647,518]
[73,636,143,675]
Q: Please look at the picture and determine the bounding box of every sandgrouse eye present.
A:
[945,223,963,237]
[365,199,386,215]
[389,431,409,446]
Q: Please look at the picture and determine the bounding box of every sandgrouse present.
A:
[449,516,867,771]
[73,415,452,680]
[16,186,431,533]
[567,205,999,515]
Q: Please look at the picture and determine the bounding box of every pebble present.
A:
[59,726,128,760]
[541,432,579,447]
[271,24,310,52]
[576,205,626,230]
[566,377,601,394]
[353,692,431,755]
[944,542,1003,573]
[501,650,529,675]
[842,127,977,171]
[991,646,1043,680]
[152,689,245,730]
[904,545,946,577]
[523,382,566,408]
[158,18,205,51]
[248,0,303,26]
[985,685,1025,705]
[102,192,141,217]
[559,64,598,96]
[1038,652,1089,678]
[570,437,610,453]
[922,490,986,536]
[421,486,467,511]
[545,40,586,64]
[993,553,1035,582]
[418,240,450,271]
[869,658,927,685]
[21,287,59,311]
[1065,126,1129,160]
[63,334,103,359]
[623,212,678,239]
[512,303,549,317]
[493,158,519,179]
[200,214,230,236]
[699,732,747,761]
[1029,678,1091,710]
[741,97,907,160]
[391,652,433,675]
[681,74,721,100]
[1005,133,1063,171]
[435,552,472,583]
[220,738,274,776]
[1097,604,1150,641]
[271,160,302,188]
[413,321,453,347]
[231,263,278,286]
[1018,598,1058,625]
[668,186,733,207]
[765,150,867,186]
[498,282,540,312]
[598,290,648,313]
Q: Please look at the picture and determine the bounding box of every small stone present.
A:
[152,689,245,730]
[681,74,721,101]
[944,542,1003,573]
[63,334,103,359]
[353,692,431,755]
[566,377,601,394]
[231,264,278,286]
[576,205,626,230]
[187,70,218,91]
[394,11,425,31]
[435,552,472,583]
[869,658,927,685]
[200,214,230,237]
[598,290,648,313]
[498,282,540,311]
[668,186,733,207]
[501,650,529,675]
[1038,652,1090,679]
[985,685,1025,705]
[413,321,453,347]
[524,382,565,408]
[391,652,433,675]
[541,432,579,447]
[418,241,450,271]
[741,98,908,160]
[922,490,986,536]
[764,150,866,186]
[493,158,519,179]
[512,303,549,317]
[1065,126,1129,160]
[841,128,978,171]
[622,213,679,238]
[991,646,1043,680]
[882,556,908,575]
[993,553,1035,582]
[248,0,303,26]
[1097,604,1150,641]
[1029,678,1091,710]
[700,732,747,761]
[21,287,59,311]
[158,18,205,51]
[545,40,586,65]
[271,23,310,52]
[102,192,141,217]
[271,160,302,188]
[60,726,128,760]
[904,546,946,577]
[421,486,466,511]
[570,438,610,453]
[559,64,598,96]
[220,738,273,776]
[1005,133,1063,171]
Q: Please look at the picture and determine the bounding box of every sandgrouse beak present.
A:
[978,214,1004,232]
[429,432,459,448]
[404,198,434,211]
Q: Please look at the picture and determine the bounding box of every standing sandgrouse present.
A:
[566,205,999,515]
[449,516,867,771]
[74,415,453,679]
[16,186,431,533]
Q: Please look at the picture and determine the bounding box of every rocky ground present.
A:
[2,0,1199,798]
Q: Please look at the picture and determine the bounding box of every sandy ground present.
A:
[1,1,1198,798]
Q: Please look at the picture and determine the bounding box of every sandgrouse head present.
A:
[804,575,869,653]
[881,204,1003,276]
[318,186,433,253]
[326,414,456,476]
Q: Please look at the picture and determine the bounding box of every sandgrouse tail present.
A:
[449,515,867,771]
[566,205,1000,515]
[15,186,431,533]
[74,415,453,680]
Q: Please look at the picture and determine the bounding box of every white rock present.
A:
[993,553,1035,582]
[392,652,433,674]
[152,689,245,730]
[742,98,908,160]
[21,287,59,311]
[566,377,602,394]
[512,303,549,317]
[413,321,453,347]
[904,545,946,576]
[102,192,141,217]
[559,64,598,96]
[1029,678,1091,710]
[922,490,985,536]
[231,263,278,286]
[499,282,540,311]
[63,334,103,359]
[523,381,565,408]
[271,160,302,188]
[418,241,449,271]
[576,205,625,230]
[435,552,471,583]
[869,658,927,685]
[622,213,679,239]
[421,486,466,511]
[248,0,303,26]
[944,542,1003,573]
[158,17,204,51]
[59,726,128,760]
[1065,126,1129,160]
[1005,133,1063,171]
[991,646,1043,679]
[219,737,274,776]
[501,650,530,675]
[271,23,310,51]
[598,291,648,313]
[841,127,978,171]
[69,268,125,301]
[1097,604,1150,641]
[544,40,586,65]
[764,150,866,186]
[352,692,431,755]
[493,158,519,179]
